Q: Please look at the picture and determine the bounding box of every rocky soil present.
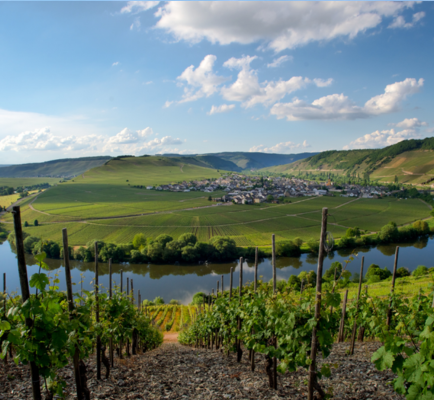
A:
[0,341,403,399]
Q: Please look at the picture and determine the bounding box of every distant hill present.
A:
[160,151,317,171]
[0,165,13,168]
[261,137,434,185]
[0,156,111,178]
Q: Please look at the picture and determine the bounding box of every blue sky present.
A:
[0,1,433,163]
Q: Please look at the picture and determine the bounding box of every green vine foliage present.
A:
[0,252,163,398]
[179,281,341,382]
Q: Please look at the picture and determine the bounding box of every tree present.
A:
[24,221,29,227]
[132,233,147,249]
[182,245,199,262]
[178,233,197,247]
[210,236,237,260]
[154,296,165,305]
[323,262,342,281]
[346,226,360,238]
[266,195,274,202]
[413,220,429,235]
[34,219,39,226]
[208,196,212,201]
[379,222,398,243]
[154,234,173,247]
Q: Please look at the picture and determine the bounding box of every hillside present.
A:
[261,138,434,185]
[0,156,111,178]
[161,151,318,171]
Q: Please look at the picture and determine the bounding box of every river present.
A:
[0,236,433,304]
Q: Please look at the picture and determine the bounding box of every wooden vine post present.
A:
[307,207,328,400]
[62,228,84,399]
[227,266,233,356]
[237,257,243,362]
[12,206,42,400]
[109,259,114,367]
[338,289,349,342]
[251,246,258,372]
[119,269,123,359]
[349,256,364,355]
[386,247,400,329]
[95,242,101,380]
[221,275,224,294]
[229,267,233,300]
[272,234,277,390]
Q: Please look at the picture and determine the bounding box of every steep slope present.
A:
[0,156,111,178]
[261,138,434,184]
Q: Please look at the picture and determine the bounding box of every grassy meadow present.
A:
[0,177,60,187]
[0,156,431,247]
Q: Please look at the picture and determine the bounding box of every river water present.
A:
[1,237,433,304]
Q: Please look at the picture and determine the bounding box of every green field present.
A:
[0,193,20,208]
[0,177,60,187]
[0,156,431,247]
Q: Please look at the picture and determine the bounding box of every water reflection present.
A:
[1,236,434,304]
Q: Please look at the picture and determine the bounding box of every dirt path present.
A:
[0,341,404,400]
[163,333,179,343]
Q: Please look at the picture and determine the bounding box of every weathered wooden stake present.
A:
[307,207,328,400]
[13,206,42,400]
[338,289,348,342]
[349,256,364,355]
[254,247,258,291]
[120,269,123,294]
[127,277,130,297]
[109,259,114,367]
[237,257,243,362]
[272,234,276,294]
[131,279,134,304]
[95,242,101,380]
[217,280,219,298]
[386,246,399,328]
[229,266,233,300]
[63,229,84,398]
[221,275,224,295]
[251,247,258,372]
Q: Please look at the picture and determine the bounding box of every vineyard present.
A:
[0,207,164,400]
[179,209,434,400]
[1,205,434,400]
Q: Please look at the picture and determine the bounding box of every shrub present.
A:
[346,227,360,238]
[24,221,29,227]
[191,292,208,305]
[154,296,165,305]
[293,237,303,248]
[130,249,147,264]
[169,299,179,305]
[413,220,429,235]
[23,236,39,254]
[307,238,319,253]
[288,275,301,290]
[379,223,399,243]
[413,265,428,277]
[339,236,356,249]
[34,219,39,226]
[142,299,154,307]
[366,264,392,281]
[298,270,317,287]
[277,240,301,257]
[396,267,410,278]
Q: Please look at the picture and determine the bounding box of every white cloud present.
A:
[249,140,310,154]
[163,100,174,108]
[176,55,228,103]
[313,78,333,88]
[343,128,421,150]
[392,118,428,129]
[207,104,236,115]
[0,127,103,152]
[121,1,159,14]
[112,61,119,66]
[267,55,292,68]
[221,55,312,108]
[154,2,414,52]
[130,18,141,31]
[388,11,425,29]
[270,78,424,121]
[103,128,184,154]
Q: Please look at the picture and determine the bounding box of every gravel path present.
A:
[0,341,403,400]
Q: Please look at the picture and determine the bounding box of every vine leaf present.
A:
[371,346,394,370]
[29,273,49,291]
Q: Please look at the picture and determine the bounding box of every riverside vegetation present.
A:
[6,216,434,264]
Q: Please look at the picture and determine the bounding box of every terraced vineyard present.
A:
[147,305,199,332]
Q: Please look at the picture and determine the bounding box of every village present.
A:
[140,174,394,204]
